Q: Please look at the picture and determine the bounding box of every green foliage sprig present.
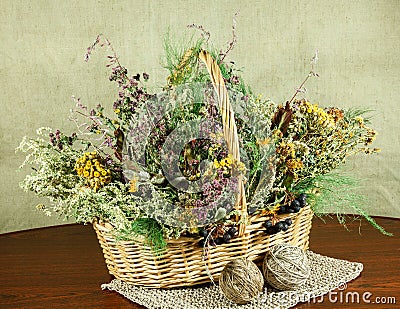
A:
[293,172,392,236]
[116,218,167,254]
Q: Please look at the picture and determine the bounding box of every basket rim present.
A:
[93,205,312,244]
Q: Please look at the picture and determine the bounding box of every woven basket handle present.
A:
[198,50,247,235]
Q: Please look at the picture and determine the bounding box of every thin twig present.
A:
[187,24,211,43]
[288,50,319,104]
[85,34,131,84]
[219,11,240,63]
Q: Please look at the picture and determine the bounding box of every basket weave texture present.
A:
[94,206,313,288]
[93,50,314,288]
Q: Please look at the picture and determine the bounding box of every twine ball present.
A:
[263,243,310,290]
[219,258,264,304]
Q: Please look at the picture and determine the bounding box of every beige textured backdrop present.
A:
[1,0,399,234]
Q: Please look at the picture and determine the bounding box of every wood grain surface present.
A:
[0,216,399,309]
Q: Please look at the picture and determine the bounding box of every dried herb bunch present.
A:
[17,24,388,253]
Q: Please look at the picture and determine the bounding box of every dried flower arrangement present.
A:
[17,22,389,255]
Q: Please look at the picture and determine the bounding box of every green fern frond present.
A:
[344,107,374,124]
[293,172,392,236]
[116,217,167,254]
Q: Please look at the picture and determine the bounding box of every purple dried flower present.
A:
[129,79,138,87]
[143,72,149,80]
[194,200,203,207]
[105,155,115,166]
[105,137,113,147]
[229,75,240,84]
[84,34,101,62]
[113,100,121,110]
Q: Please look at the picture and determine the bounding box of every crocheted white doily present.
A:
[101,251,363,309]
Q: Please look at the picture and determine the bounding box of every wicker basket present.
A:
[93,50,314,288]
[94,206,312,288]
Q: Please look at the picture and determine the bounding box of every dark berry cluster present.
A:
[197,226,238,248]
[263,218,293,235]
[277,193,307,214]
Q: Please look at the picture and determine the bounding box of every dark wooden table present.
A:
[0,217,399,309]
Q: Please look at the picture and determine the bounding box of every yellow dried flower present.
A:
[286,158,303,171]
[327,107,344,122]
[226,154,233,165]
[354,116,364,126]
[237,161,246,171]
[129,177,138,193]
[298,99,335,127]
[213,154,246,173]
[256,137,271,146]
[75,151,111,191]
